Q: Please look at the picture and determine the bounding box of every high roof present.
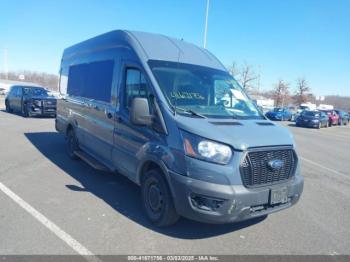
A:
[63,30,227,71]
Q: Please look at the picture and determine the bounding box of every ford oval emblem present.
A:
[268,159,284,170]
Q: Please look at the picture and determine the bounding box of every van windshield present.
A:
[148,60,263,119]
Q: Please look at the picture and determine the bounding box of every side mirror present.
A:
[130,97,153,126]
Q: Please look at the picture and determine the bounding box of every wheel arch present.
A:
[137,158,176,200]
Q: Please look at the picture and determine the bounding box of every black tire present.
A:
[21,103,29,118]
[66,128,79,160]
[329,120,332,127]
[5,100,13,113]
[141,169,179,227]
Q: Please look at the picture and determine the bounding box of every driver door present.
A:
[112,63,155,180]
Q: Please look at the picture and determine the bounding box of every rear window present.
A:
[67,60,114,102]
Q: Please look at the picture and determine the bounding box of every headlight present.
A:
[181,130,232,165]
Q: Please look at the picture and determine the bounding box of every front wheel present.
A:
[5,100,13,113]
[21,104,29,117]
[141,169,179,227]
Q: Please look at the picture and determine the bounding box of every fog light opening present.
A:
[190,194,225,212]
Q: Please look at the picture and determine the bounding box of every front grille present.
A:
[240,148,296,187]
[43,100,56,106]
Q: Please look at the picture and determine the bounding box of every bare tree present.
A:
[228,62,239,77]
[227,62,258,93]
[239,63,258,92]
[295,77,310,105]
[0,70,59,90]
[273,80,290,107]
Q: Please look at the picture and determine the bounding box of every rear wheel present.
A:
[141,169,179,227]
[66,128,79,160]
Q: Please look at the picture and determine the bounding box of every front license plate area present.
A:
[270,187,288,205]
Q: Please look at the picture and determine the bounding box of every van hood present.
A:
[175,116,294,151]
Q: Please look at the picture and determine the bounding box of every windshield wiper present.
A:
[176,107,207,118]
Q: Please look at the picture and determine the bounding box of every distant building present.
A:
[250,94,275,112]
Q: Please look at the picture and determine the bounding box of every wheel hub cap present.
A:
[148,184,162,211]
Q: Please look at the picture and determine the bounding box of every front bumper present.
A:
[168,170,304,224]
[297,120,319,128]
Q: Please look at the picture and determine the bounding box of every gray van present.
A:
[56,30,303,226]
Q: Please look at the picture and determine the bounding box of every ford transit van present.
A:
[56,30,303,226]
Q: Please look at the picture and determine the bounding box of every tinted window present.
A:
[10,86,17,95]
[305,111,319,117]
[125,69,149,109]
[68,64,87,97]
[23,87,48,96]
[67,60,114,102]
[16,87,23,96]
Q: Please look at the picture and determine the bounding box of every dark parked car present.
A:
[320,110,339,127]
[334,110,349,125]
[5,85,57,117]
[296,110,329,129]
[265,107,293,121]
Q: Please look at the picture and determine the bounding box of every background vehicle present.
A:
[0,87,6,95]
[265,107,293,121]
[5,85,57,117]
[320,110,339,126]
[298,103,317,113]
[334,110,349,125]
[295,110,329,129]
[56,30,303,227]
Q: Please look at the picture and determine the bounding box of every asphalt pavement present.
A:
[0,96,349,255]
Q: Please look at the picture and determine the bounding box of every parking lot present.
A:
[0,96,349,256]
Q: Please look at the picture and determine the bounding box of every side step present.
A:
[74,150,110,172]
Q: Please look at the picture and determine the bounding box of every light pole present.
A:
[203,0,210,48]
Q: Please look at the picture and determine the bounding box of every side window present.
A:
[86,60,114,102]
[125,69,149,109]
[67,60,114,102]
[17,87,23,96]
[67,64,88,97]
[10,86,17,95]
